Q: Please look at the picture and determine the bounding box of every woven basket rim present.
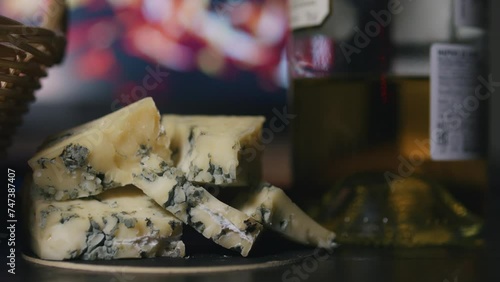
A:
[0,5,67,157]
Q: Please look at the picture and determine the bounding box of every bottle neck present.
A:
[288,0,487,78]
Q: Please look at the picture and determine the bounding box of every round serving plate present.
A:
[22,248,315,274]
[22,231,318,274]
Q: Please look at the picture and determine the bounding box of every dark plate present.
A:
[22,231,317,274]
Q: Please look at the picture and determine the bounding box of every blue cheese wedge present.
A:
[234,183,336,250]
[30,185,185,260]
[162,115,264,186]
[28,97,171,201]
[27,98,263,257]
[133,153,263,257]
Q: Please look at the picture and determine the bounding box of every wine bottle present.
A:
[288,0,487,246]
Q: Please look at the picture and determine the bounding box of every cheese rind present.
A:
[234,183,336,249]
[162,115,264,186]
[30,186,185,260]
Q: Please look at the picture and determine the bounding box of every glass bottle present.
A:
[288,0,487,246]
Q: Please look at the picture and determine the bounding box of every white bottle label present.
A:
[454,0,485,28]
[430,43,483,160]
[290,0,330,30]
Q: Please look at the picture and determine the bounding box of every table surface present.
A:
[3,245,500,282]
[2,161,500,282]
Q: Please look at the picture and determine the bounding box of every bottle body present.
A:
[292,75,487,212]
[288,0,488,245]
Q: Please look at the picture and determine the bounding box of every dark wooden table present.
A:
[3,245,500,282]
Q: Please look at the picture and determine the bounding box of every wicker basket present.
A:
[0,13,66,157]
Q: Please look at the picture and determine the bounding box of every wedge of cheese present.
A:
[234,183,336,250]
[28,98,263,256]
[30,186,185,260]
[133,153,262,256]
[29,97,171,201]
[162,115,264,186]
[159,116,335,250]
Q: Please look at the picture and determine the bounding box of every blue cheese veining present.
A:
[28,98,263,257]
[133,153,263,257]
[28,98,171,201]
[234,183,336,250]
[30,185,185,260]
[162,115,264,186]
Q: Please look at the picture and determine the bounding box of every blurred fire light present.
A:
[78,48,117,79]
[114,0,288,84]
[0,0,289,103]
[197,47,225,76]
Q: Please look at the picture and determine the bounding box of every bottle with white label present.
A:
[289,0,487,246]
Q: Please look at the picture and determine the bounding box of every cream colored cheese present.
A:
[30,186,185,260]
[234,183,336,250]
[162,115,264,186]
[27,99,263,257]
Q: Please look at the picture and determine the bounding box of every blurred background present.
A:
[1,0,291,184]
